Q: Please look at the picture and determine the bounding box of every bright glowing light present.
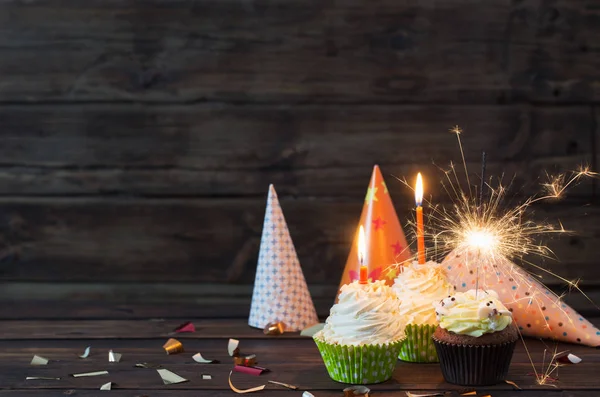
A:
[358,225,366,265]
[415,173,424,206]
[465,228,497,251]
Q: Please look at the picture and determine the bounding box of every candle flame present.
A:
[415,172,424,206]
[358,225,366,265]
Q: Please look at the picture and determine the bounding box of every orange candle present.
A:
[358,225,368,283]
[415,173,425,264]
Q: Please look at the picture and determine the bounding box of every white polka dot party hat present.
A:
[443,247,600,346]
[248,184,319,331]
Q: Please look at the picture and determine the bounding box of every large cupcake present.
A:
[432,289,519,386]
[314,280,406,384]
[392,260,453,362]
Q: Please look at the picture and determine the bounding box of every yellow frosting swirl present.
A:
[434,289,513,337]
[317,280,405,346]
[392,261,453,325]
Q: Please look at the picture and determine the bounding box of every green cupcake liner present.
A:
[313,335,404,384]
[398,324,438,363]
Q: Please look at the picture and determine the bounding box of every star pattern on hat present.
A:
[372,216,387,230]
[365,186,378,202]
[249,185,319,331]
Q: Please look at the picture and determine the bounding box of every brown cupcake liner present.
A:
[433,336,517,386]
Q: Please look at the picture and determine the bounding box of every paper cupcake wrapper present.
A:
[313,336,403,384]
[398,324,438,363]
[433,337,517,386]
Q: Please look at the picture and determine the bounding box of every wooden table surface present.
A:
[1,303,599,397]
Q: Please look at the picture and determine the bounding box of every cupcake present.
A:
[314,280,406,384]
[392,260,453,362]
[432,289,519,386]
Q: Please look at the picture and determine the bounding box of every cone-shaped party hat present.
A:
[443,247,600,346]
[249,185,319,331]
[338,165,412,292]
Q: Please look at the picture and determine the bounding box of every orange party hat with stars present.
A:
[443,247,600,346]
[338,165,412,293]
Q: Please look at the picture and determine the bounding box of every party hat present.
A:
[338,165,412,291]
[443,247,600,346]
[248,185,319,331]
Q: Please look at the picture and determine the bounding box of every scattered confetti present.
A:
[557,353,582,364]
[233,364,269,376]
[30,355,48,366]
[228,338,240,356]
[505,380,522,389]
[79,346,91,359]
[233,354,257,367]
[26,376,61,380]
[268,380,298,390]
[157,369,188,385]
[192,352,218,364]
[343,385,370,397]
[71,371,109,378]
[302,393,315,397]
[135,363,162,369]
[108,350,122,363]
[172,321,195,334]
[263,321,285,335]
[228,370,266,394]
[202,374,212,380]
[163,338,184,355]
[300,323,325,337]
[100,382,112,390]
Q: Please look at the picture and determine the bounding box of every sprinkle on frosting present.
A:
[392,260,453,325]
[316,280,405,346]
[434,289,513,337]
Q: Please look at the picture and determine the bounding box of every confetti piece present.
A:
[263,321,285,335]
[71,371,109,378]
[228,338,240,356]
[407,392,444,397]
[344,385,370,397]
[100,382,112,390]
[172,321,196,334]
[163,338,184,355]
[134,362,162,369]
[202,374,212,380]
[268,380,298,390]
[228,370,266,394]
[26,376,61,380]
[30,355,49,366]
[157,369,188,385]
[108,350,122,363]
[302,393,315,397]
[460,392,476,396]
[79,346,91,359]
[300,323,325,337]
[557,353,582,364]
[233,354,257,367]
[192,353,218,364]
[233,364,270,376]
[505,380,522,389]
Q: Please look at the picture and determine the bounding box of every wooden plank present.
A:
[0,196,598,284]
[1,318,599,340]
[0,338,597,391]
[0,104,591,198]
[0,1,597,103]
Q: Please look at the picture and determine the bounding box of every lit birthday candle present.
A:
[358,225,368,283]
[415,173,425,264]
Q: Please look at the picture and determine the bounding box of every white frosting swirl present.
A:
[392,261,453,325]
[317,280,405,346]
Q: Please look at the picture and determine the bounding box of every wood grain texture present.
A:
[0,104,592,198]
[0,0,597,104]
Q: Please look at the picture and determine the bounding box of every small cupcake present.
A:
[314,280,406,384]
[392,261,453,362]
[432,289,518,386]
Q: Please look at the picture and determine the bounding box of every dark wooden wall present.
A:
[1,0,599,314]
